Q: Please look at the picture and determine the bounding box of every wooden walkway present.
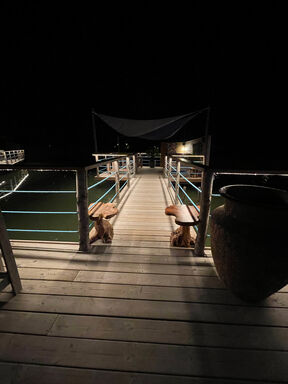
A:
[109,167,179,246]
[0,168,288,383]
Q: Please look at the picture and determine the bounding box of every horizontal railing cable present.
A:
[0,189,76,193]
[178,184,200,212]
[1,155,136,241]
[7,228,78,233]
[170,180,183,204]
[88,171,117,190]
[2,210,77,214]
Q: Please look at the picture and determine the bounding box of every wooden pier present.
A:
[109,167,179,245]
[0,167,288,383]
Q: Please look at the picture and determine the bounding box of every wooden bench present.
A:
[88,201,118,220]
[88,202,118,243]
[165,205,200,247]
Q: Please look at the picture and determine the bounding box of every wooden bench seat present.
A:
[88,202,118,220]
[165,205,200,248]
[165,205,200,226]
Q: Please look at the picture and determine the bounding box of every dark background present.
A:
[1,4,286,169]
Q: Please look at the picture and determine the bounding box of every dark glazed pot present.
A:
[210,184,288,301]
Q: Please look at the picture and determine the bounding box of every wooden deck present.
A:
[1,168,288,383]
[109,167,180,246]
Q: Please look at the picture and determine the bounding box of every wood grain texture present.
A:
[0,333,287,381]
[1,168,287,383]
[3,293,288,326]
[0,362,263,384]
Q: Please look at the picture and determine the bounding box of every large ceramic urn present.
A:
[210,184,288,302]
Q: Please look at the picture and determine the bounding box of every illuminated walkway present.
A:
[0,167,288,383]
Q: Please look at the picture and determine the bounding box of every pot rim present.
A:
[219,184,288,209]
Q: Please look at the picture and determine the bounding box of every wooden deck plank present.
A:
[3,293,288,327]
[14,262,287,293]
[13,246,209,261]
[0,363,262,384]
[15,258,217,276]
[11,240,79,251]
[78,254,213,266]
[91,243,198,255]
[14,249,213,265]
[113,229,175,235]
[112,236,171,242]
[0,311,57,335]
[17,279,288,308]
[18,267,80,281]
[92,240,178,248]
[1,168,287,383]
[74,270,222,288]
[0,333,287,381]
[48,314,288,351]
[18,268,223,289]
[113,224,175,229]
[114,218,173,223]
[0,310,287,352]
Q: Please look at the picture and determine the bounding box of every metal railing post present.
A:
[76,168,90,252]
[194,169,214,256]
[126,156,130,187]
[114,160,120,203]
[175,159,181,204]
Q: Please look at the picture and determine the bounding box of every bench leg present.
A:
[89,217,114,244]
[170,226,195,248]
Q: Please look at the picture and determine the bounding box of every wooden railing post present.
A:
[107,156,111,173]
[168,157,172,188]
[132,155,136,175]
[0,211,22,294]
[163,155,167,176]
[175,159,181,204]
[95,155,100,177]
[114,160,120,203]
[194,169,214,256]
[126,156,130,187]
[76,168,90,252]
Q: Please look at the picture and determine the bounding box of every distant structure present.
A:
[0,150,25,164]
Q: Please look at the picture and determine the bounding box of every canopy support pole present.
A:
[91,108,98,153]
[203,106,211,166]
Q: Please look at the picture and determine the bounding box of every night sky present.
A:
[1,4,286,169]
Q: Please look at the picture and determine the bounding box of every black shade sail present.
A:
[94,108,208,141]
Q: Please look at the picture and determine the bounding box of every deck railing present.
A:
[0,155,137,252]
[164,154,288,256]
[138,153,161,167]
[0,150,25,164]
[164,155,205,240]
[1,153,286,256]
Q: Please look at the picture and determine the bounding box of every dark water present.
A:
[178,184,224,246]
[1,169,286,245]
[0,169,118,242]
